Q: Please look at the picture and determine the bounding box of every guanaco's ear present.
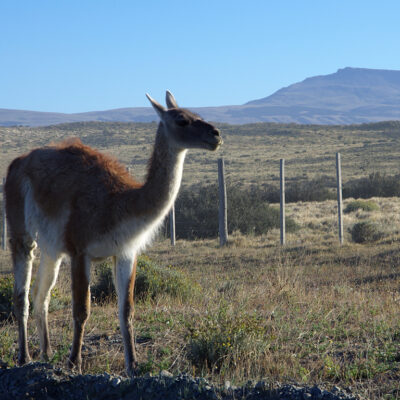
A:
[165,90,179,109]
[146,93,165,119]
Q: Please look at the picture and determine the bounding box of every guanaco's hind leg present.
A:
[115,256,138,377]
[10,236,36,365]
[68,254,91,373]
[32,252,62,360]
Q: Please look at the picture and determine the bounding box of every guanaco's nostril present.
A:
[212,129,220,136]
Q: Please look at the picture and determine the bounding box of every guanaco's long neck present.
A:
[124,123,187,221]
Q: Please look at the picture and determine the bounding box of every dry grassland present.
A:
[0,122,400,399]
[0,197,399,399]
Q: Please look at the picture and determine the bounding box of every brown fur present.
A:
[7,138,145,254]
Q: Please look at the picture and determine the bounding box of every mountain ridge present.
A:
[2,67,400,126]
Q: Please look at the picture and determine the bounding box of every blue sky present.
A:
[1,0,399,112]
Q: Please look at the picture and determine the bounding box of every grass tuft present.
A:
[187,303,270,375]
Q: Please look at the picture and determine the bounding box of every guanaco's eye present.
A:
[176,118,189,127]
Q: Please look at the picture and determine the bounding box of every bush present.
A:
[343,173,400,199]
[285,176,336,203]
[350,222,383,243]
[344,200,379,214]
[91,257,196,303]
[175,184,298,239]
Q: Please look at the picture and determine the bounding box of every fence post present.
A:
[2,178,7,251]
[336,153,344,245]
[169,203,176,246]
[280,159,286,246]
[218,158,228,246]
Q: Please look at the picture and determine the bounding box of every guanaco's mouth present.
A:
[204,137,223,151]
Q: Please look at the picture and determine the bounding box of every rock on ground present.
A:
[0,362,359,400]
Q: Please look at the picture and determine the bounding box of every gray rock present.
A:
[160,369,173,378]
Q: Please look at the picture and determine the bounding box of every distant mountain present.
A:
[244,67,400,124]
[2,67,400,126]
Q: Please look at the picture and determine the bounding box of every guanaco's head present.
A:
[146,91,222,151]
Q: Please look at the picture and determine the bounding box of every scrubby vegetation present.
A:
[173,172,400,241]
[263,172,400,204]
[344,199,379,214]
[173,174,400,241]
[236,173,400,205]
[175,184,298,239]
[343,172,400,199]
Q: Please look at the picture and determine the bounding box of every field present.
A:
[1,121,400,399]
[1,121,400,188]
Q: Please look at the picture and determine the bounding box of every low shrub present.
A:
[91,257,196,303]
[135,257,195,301]
[284,177,336,203]
[350,221,383,243]
[344,200,379,214]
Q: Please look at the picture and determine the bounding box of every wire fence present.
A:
[1,155,345,253]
